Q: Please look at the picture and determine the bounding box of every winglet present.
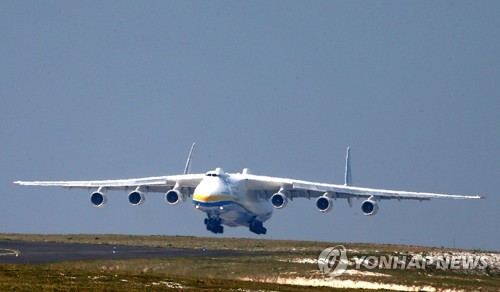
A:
[344,147,352,186]
[183,142,196,175]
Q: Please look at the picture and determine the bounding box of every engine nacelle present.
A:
[165,189,186,205]
[270,192,288,209]
[361,199,379,216]
[90,191,107,208]
[128,191,145,206]
[316,196,333,212]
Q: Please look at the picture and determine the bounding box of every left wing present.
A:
[243,174,484,201]
[244,173,483,215]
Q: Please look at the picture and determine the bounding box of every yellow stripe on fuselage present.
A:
[193,193,258,214]
[193,193,236,203]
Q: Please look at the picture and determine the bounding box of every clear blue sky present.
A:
[1,1,498,251]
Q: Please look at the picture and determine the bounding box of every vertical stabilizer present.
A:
[183,142,196,174]
[344,147,352,186]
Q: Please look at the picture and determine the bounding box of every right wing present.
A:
[14,142,203,195]
[14,173,205,195]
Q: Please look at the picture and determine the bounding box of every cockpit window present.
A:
[205,173,219,177]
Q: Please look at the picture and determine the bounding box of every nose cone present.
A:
[193,173,231,203]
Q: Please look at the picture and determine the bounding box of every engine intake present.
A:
[316,196,333,212]
[165,189,185,205]
[270,192,288,209]
[128,191,145,206]
[90,191,107,208]
[361,199,379,216]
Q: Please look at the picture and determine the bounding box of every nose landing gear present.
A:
[204,217,224,234]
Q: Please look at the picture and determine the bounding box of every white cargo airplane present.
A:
[14,144,483,235]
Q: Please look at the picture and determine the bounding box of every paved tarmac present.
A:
[0,240,254,264]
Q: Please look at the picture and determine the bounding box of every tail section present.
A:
[344,147,353,207]
[344,147,352,186]
[183,142,196,174]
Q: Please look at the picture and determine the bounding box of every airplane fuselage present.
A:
[192,169,272,234]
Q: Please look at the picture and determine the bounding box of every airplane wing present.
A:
[243,174,484,201]
[13,173,205,194]
[14,143,204,195]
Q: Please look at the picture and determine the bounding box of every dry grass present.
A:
[0,233,498,291]
[0,233,489,255]
[0,264,335,291]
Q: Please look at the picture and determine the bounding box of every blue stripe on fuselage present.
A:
[193,199,256,214]
[193,199,272,217]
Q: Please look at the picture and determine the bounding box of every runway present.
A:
[0,240,255,264]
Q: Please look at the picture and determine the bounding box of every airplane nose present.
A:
[193,175,230,203]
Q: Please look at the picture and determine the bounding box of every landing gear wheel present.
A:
[249,219,267,235]
[204,217,224,234]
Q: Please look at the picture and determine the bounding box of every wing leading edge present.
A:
[14,173,205,193]
[241,147,483,202]
[242,174,483,201]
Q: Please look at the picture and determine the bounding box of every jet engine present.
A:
[270,192,288,209]
[165,189,186,205]
[90,191,107,208]
[316,196,333,212]
[361,199,379,216]
[128,191,145,206]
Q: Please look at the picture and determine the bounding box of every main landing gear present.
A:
[204,217,224,234]
[249,219,267,235]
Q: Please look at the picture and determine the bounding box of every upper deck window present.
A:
[205,168,225,178]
